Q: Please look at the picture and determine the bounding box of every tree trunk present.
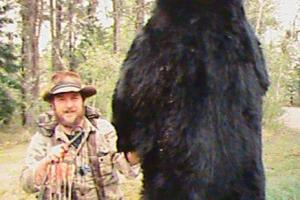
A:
[291,11,299,41]
[135,0,145,33]
[32,0,42,97]
[20,0,42,126]
[255,0,264,34]
[88,0,98,18]
[50,0,64,71]
[112,0,121,54]
[68,0,76,70]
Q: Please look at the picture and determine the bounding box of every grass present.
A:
[264,130,300,200]
[0,127,32,146]
[0,144,35,200]
[0,129,299,199]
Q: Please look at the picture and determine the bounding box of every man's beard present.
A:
[54,107,85,129]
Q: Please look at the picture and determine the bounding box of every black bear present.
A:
[112,0,269,199]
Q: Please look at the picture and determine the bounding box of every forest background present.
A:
[0,0,300,199]
[0,0,299,129]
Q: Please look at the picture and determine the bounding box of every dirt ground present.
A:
[281,107,300,130]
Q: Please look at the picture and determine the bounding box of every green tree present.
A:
[77,45,122,118]
[0,1,20,124]
[246,0,300,130]
[245,0,277,35]
[20,0,43,126]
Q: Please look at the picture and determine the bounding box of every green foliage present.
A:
[261,34,300,130]
[0,89,16,124]
[245,1,300,132]
[0,1,20,125]
[262,44,286,126]
[245,0,277,34]
[283,39,300,106]
[75,19,111,66]
[77,45,122,119]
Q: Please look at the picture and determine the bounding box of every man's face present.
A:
[52,92,85,128]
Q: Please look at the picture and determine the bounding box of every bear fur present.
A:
[112,0,269,199]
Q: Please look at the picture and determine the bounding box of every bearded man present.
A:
[21,71,138,200]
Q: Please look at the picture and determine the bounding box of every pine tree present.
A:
[0,0,20,124]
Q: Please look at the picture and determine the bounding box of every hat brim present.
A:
[43,85,97,102]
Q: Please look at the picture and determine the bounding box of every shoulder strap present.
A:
[87,131,105,199]
[37,110,57,137]
[85,105,102,129]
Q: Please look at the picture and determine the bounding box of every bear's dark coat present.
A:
[112,0,269,199]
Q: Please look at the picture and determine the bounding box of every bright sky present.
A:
[276,0,300,27]
[262,0,300,44]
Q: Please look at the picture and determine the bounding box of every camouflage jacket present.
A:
[20,106,137,200]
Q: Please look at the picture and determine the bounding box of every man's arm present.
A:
[100,119,140,177]
[20,132,69,193]
[20,132,49,193]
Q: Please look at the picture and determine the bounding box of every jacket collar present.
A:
[54,117,96,143]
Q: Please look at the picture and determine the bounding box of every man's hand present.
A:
[34,143,69,186]
[125,151,140,166]
[45,143,69,164]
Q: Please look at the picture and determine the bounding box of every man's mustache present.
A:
[63,110,77,113]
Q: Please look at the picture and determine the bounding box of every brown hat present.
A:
[43,71,97,102]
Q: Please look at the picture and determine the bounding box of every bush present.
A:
[262,43,293,132]
[0,89,16,124]
[77,46,122,119]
